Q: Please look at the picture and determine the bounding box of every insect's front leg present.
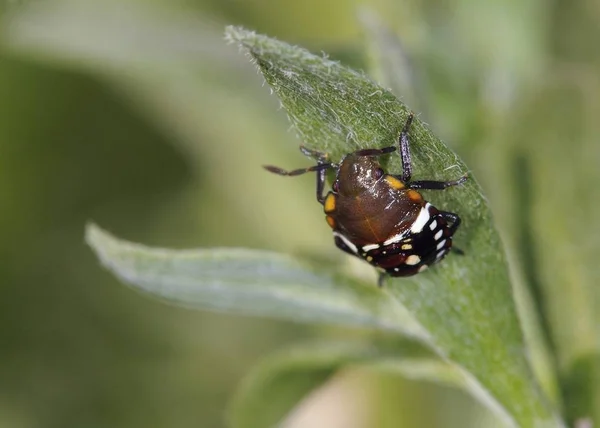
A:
[300,146,331,204]
[396,113,468,191]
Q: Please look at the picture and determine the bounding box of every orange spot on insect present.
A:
[326,215,336,228]
[385,176,405,190]
[324,193,336,213]
[407,190,423,202]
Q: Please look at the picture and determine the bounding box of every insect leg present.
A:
[377,272,387,288]
[408,174,468,190]
[399,113,415,182]
[299,146,332,203]
[440,211,462,235]
[299,145,328,161]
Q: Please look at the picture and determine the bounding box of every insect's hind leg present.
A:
[439,210,464,255]
[440,210,461,235]
[377,272,387,288]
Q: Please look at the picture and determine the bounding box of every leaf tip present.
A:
[85,221,102,249]
[85,222,119,269]
[224,25,254,45]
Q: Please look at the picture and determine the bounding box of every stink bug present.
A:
[264,113,467,286]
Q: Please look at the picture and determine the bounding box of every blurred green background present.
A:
[0,0,598,427]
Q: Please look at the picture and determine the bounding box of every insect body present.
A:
[264,114,467,286]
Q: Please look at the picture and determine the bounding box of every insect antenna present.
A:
[263,163,332,176]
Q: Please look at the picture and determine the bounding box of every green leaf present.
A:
[85,223,423,337]
[518,76,600,425]
[229,338,463,428]
[225,26,563,427]
[361,10,560,407]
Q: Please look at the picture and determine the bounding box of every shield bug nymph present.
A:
[264,113,467,286]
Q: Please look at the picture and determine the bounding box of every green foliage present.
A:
[229,338,463,428]
[4,1,599,427]
[85,27,564,427]
[85,224,421,335]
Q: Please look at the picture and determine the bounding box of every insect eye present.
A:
[332,181,340,192]
[374,168,384,179]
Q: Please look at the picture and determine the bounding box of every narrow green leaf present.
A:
[519,76,600,425]
[229,339,463,428]
[225,26,563,427]
[361,11,561,409]
[85,223,423,336]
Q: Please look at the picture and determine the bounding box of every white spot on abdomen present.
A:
[406,255,421,265]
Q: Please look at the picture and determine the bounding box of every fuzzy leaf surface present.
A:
[225,26,562,427]
[86,224,422,336]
